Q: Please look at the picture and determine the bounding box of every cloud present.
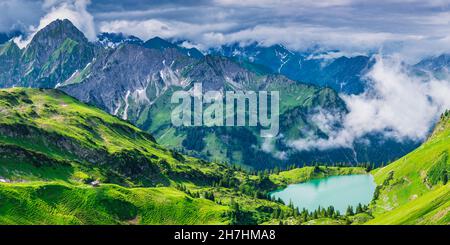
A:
[305,51,366,60]
[0,0,43,33]
[262,136,287,160]
[99,19,235,43]
[92,1,448,62]
[5,0,450,61]
[204,24,422,51]
[13,0,96,48]
[215,0,354,8]
[88,0,450,62]
[98,18,424,56]
[288,55,450,151]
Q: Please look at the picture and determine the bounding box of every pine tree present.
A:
[346,206,354,216]
[288,200,294,209]
[441,170,448,185]
[272,208,280,219]
[356,203,363,214]
[327,206,335,217]
[313,164,320,173]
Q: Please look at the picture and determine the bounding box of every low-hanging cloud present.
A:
[98,18,424,57]
[99,18,234,47]
[288,55,450,151]
[13,0,96,48]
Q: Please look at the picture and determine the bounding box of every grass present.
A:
[0,88,197,186]
[0,182,228,225]
[368,112,450,224]
[302,218,347,225]
[367,184,449,224]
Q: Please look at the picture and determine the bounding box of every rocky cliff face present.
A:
[0,41,21,87]
[61,43,195,117]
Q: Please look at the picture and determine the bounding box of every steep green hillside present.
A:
[0,88,295,224]
[0,183,228,225]
[368,111,450,224]
[0,87,171,186]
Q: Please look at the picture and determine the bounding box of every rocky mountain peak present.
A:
[144,36,177,50]
[23,19,90,64]
[31,19,88,46]
[144,37,204,59]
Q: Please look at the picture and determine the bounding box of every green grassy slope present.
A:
[0,182,229,225]
[0,88,295,225]
[0,182,227,225]
[0,88,246,187]
[367,111,450,224]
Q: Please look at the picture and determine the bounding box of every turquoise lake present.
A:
[270,174,376,213]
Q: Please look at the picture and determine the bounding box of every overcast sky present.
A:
[2,0,450,61]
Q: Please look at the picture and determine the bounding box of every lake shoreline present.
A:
[269,166,368,192]
[269,173,376,214]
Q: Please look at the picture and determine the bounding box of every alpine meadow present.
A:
[0,0,449,230]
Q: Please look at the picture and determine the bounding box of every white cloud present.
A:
[262,136,287,160]
[179,41,207,53]
[215,0,354,8]
[13,0,95,48]
[216,24,423,52]
[305,51,366,60]
[91,0,450,62]
[99,18,235,43]
[98,17,424,56]
[289,55,450,151]
[0,0,43,33]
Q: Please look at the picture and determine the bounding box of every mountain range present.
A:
[0,19,444,169]
[210,43,374,95]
